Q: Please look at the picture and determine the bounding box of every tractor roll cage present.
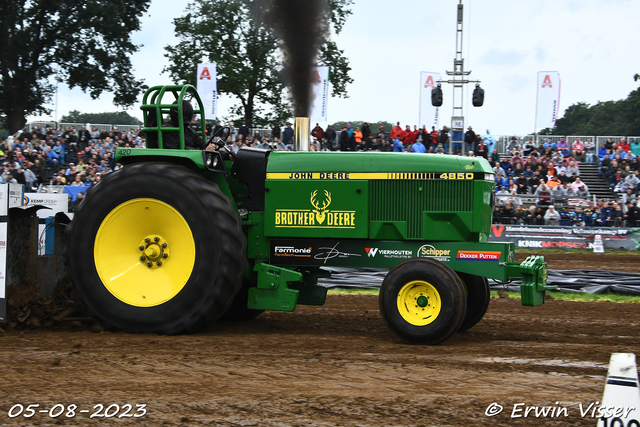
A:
[141,85,207,150]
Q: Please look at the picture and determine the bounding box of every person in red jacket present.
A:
[430,126,439,148]
[311,123,324,141]
[390,122,404,141]
[410,125,419,144]
[618,138,630,153]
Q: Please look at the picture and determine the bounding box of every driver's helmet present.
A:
[169,100,194,124]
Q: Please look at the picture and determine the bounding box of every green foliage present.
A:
[164,0,353,127]
[331,120,394,133]
[550,88,640,136]
[60,110,142,126]
[0,0,150,133]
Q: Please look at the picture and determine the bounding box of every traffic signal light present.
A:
[431,85,443,107]
[472,85,484,107]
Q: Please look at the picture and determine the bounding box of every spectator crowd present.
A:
[489,135,640,227]
[5,123,144,210]
[9,118,640,227]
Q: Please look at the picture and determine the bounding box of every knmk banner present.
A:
[309,66,330,122]
[535,71,561,132]
[489,225,640,251]
[196,63,217,120]
[419,72,441,129]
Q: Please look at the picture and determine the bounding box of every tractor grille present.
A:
[370,179,474,239]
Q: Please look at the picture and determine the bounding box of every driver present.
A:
[151,100,216,150]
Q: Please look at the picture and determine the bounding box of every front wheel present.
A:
[66,162,245,334]
[379,258,466,345]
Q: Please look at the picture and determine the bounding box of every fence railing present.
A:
[494,134,640,156]
[25,122,143,134]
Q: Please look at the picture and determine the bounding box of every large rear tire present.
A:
[66,162,245,334]
[379,258,466,345]
[457,273,491,332]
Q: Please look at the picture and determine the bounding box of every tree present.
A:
[61,110,142,126]
[550,93,640,136]
[164,0,353,127]
[331,121,394,134]
[0,0,151,134]
[547,74,640,136]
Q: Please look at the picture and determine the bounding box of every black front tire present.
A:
[379,258,466,345]
[66,162,245,334]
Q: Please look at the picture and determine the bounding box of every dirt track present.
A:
[1,252,639,426]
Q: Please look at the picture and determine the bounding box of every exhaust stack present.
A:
[294,117,310,151]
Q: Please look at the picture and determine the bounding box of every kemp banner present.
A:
[309,66,330,122]
[196,63,217,120]
[535,71,561,131]
[419,71,441,129]
[489,225,640,251]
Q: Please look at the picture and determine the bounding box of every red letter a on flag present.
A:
[200,67,211,80]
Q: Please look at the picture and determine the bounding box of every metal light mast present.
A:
[446,1,468,126]
[432,0,483,154]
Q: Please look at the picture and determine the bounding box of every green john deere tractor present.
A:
[66,85,552,344]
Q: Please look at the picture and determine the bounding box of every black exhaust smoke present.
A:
[262,0,329,117]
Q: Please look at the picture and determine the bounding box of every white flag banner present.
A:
[196,63,217,120]
[419,72,441,129]
[309,66,330,122]
[535,71,561,131]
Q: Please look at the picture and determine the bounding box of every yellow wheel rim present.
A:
[94,198,195,307]
[396,280,442,326]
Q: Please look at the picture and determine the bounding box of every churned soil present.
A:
[1,288,639,426]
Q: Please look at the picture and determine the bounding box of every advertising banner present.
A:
[309,66,330,122]
[489,224,640,251]
[419,72,441,129]
[535,71,561,131]
[267,238,517,281]
[24,193,68,218]
[196,63,217,120]
[24,193,69,254]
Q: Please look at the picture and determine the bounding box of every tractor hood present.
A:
[265,151,493,177]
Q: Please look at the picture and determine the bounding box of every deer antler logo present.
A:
[310,189,332,224]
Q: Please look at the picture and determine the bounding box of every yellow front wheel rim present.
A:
[397,280,442,326]
[94,198,196,307]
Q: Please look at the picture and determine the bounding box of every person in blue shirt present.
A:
[345,123,354,138]
[410,139,426,153]
[582,209,596,227]
[392,137,404,152]
[482,129,495,153]
[500,157,512,176]
[282,123,294,145]
[543,138,557,151]
[598,146,609,160]
[523,164,534,179]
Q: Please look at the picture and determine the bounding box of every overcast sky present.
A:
[34,0,640,136]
